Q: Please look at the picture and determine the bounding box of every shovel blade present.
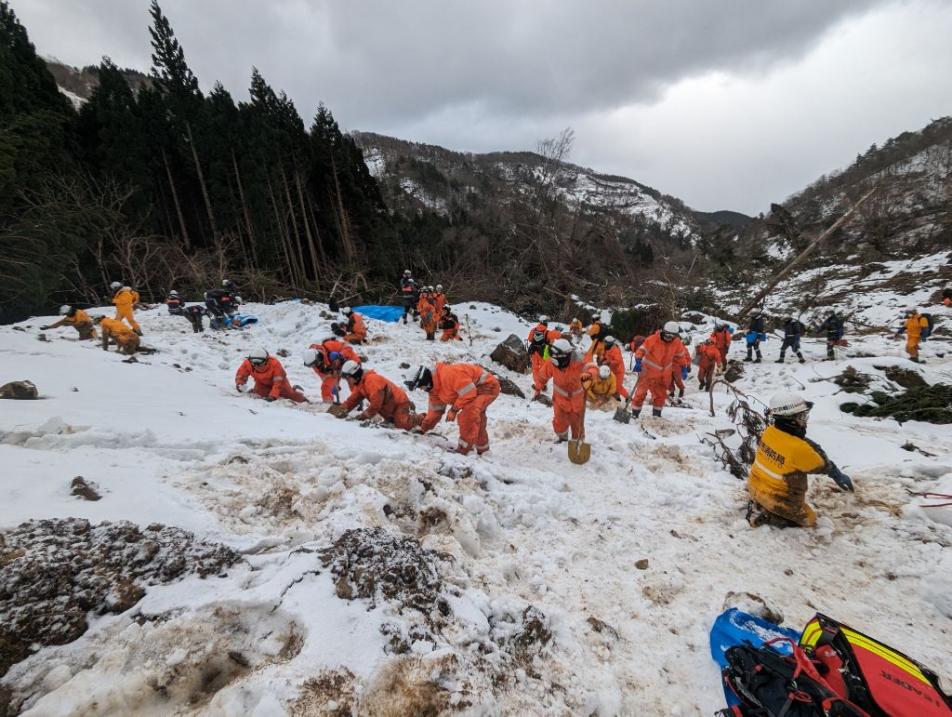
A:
[613,407,631,424]
[567,439,591,464]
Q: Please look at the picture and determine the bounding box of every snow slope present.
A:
[1,300,951,715]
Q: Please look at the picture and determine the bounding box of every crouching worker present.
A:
[235,348,307,403]
[581,363,618,408]
[41,305,97,340]
[747,392,854,528]
[411,363,501,455]
[96,316,139,354]
[166,290,205,333]
[439,306,462,341]
[329,362,416,429]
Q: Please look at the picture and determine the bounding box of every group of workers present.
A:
[401,270,461,342]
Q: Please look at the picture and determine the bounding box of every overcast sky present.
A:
[17,0,952,214]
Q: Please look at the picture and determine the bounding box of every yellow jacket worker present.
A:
[581,364,618,407]
[41,305,97,340]
[900,307,929,362]
[110,281,141,334]
[747,392,854,527]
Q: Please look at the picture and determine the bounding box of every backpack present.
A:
[922,314,934,339]
[720,639,870,717]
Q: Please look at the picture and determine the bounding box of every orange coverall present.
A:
[904,313,929,360]
[235,357,306,403]
[342,370,415,429]
[537,353,586,441]
[668,343,691,396]
[695,343,722,388]
[420,363,500,454]
[418,297,438,339]
[309,340,360,401]
[527,323,549,391]
[633,332,686,411]
[602,344,629,399]
[440,314,461,341]
[710,327,732,365]
[433,292,446,315]
[344,312,367,343]
[100,317,139,354]
[112,287,140,331]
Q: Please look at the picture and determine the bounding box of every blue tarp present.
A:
[354,305,404,323]
[710,608,801,707]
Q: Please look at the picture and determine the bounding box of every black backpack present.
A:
[922,314,934,338]
[719,640,869,717]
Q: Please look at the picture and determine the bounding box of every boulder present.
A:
[0,381,38,400]
[489,372,525,399]
[490,334,529,374]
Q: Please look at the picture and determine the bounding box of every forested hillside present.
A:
[0,1,391,322]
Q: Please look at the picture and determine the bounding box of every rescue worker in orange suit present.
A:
[433,284,447,316]
[235,348,307,403]
[303,339,360,402]
[413,363,501,455]
[632,321,686,418]
[581,363,618,408]
[331,307,365,344]
[418,289,438,341]
[600,336,629,400]
[439,306,462,341]
[41,305,97,340]
[535,338,586,443]
[668,338,691,399]
[586,316,606,360]
[747,392,853,527]
[568,318,584,341]
[96,316,140,354]
[897,306,929,363]
[695,339,723,391]
[710,321,733,365]
[110,281,141,335]
[527,316,551,393]
[329,361,417,429]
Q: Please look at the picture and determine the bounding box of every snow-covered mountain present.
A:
[1,295,950,714]
[354,132,714,241]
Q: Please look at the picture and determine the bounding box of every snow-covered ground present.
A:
[1,298,950,715]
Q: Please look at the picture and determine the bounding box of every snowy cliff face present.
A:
[1,298,950,713]
[355,132,701,241]
[764,117,952,259]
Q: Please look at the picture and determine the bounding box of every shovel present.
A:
[567,404,591,464]
[568,438,591,464]
[613,378,639,424]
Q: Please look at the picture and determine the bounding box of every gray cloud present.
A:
[16,0,952,212]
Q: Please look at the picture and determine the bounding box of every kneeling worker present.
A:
[581,363,618,408]
[41,305,97,340]
[747,392,854,528]
[412,363,501,455]
[235,349,307,403]
[329,361,416,429]
[96,315,139,354]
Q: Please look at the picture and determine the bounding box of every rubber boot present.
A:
[631,408,641,418]
[651,407,663,418]
[678,388,684,398]
[754,349,762,364]
[744,349,753,362]
[776,354,785,364]
[797,352,805,364]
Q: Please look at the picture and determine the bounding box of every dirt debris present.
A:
[0,518,240,676]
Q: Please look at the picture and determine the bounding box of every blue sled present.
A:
[710,608,801,707]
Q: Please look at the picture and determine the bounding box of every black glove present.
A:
[266,396,276,402]
[829,464,854,492]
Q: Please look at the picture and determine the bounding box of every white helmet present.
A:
[769,391,813,417]
[168,290,179,297]
[663,321,680,334]
[341,360,362,377]
[604,335,617,346]
[538,315,549,324]
[403,269,411,276]
[248,348,269,366]
[551,338,573,354]
[110,281,122,290]
[302,348,318,367]
[59,305,71,315]
[598,365,611,380]
[905,306,917,314]
[341,306,353,316]
[436,284,443,292]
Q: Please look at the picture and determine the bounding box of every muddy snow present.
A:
[0,296,950,715]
